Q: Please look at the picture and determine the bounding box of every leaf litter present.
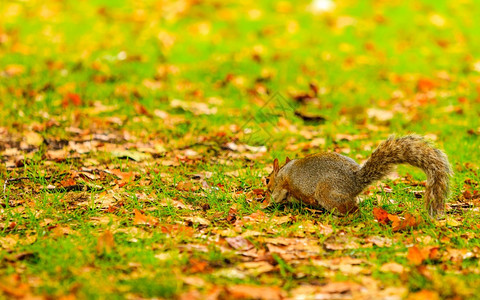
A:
[1,1,480,299]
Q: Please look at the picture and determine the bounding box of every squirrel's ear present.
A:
[273,158,279,172]
[285,157,291,164]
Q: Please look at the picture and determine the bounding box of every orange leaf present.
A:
[407,289,439,300]
[133,209,158,226]
[407,245,426,265]
[373,207,389,224]
[186,258,210,273]
[417,78,436,93]
[392,213,421,231]
[96,230,115,255]
[226,285,284,300]
[161,224,194,237]
[60,177,77,188]
[134,102,151,116]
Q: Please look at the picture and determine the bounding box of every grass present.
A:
[2,0,480,299]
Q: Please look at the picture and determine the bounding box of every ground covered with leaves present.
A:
[2,0,480,299]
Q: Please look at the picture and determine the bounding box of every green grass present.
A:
[2,0,480,299]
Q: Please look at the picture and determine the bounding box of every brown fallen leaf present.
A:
[319,281,364,294]
[324,235,361,250]
[226,284,284,300]
[226,236,254,251]
[267,238,321,260]
[134,101,151,116]
[365,235,393,247]
[379,262,405,274]
[182,216,211,226]
[226,206,238,223]
[239,261,275,276]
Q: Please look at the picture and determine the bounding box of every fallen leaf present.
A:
[0,235,17,250]
[226,236,254,251]
[4,64,25,76]
[392,213,421,231]
[239,261,275,276]
[380,262,405,274]
[186,258,210,273]
[367,108,394,122]
[407,290,439,300]
[96,230,115,255]
[171,99,217,115]
[134,101,151,116]
[25,131,44,147]
[319,282,364,294]
[324,235,361,250]
[182,216,211,226]
[373,207,389,224]
[365,236,393,247]
[0,274,30,298]
[182,276,206,288]
[111,150,152,161]
[62,93,82,108]
[417,78,436,93]
[161,224,194,237]
[407,245,426,265]
[133,209,159,226]
[226,284,284,300]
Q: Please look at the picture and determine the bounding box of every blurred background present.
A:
[1,0,480,154]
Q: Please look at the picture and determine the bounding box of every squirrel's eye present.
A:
[265,178,270,184]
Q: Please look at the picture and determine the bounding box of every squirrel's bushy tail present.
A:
[355,135,452,216]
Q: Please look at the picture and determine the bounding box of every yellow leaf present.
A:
[25,131,44,146]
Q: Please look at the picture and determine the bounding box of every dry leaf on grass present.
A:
[379,262,405,274]
[182,216,211,226]
[226,284,285,300]
[133,209,159,226]
[407,245,440,265]
[226,236,254,251]
[96,230,115,255]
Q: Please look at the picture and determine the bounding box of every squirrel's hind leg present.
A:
[314,182,358,215]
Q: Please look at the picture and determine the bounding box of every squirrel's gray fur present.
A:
[266,135,452,217]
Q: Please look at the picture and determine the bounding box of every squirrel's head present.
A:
[264,157,291,204]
